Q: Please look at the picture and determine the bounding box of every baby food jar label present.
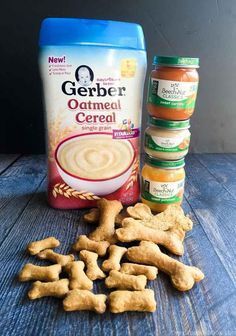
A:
[148,78,198,109]
[144,131,190,153]
[141,178,185,204]
[39,19,147,209]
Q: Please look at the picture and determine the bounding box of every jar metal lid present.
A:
[148,116,190,130]
[153,55,199,68]
[145,154,185,168]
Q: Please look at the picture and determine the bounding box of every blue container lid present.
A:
[39,18,146,50]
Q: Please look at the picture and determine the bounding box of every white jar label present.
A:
[145,131,190,153]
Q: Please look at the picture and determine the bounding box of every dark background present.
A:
[1,0,236,153]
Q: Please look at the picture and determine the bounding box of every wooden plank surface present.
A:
[0,155,46,246]
[0,154,235,336]
[0,154,20,174]
[195,153,236,199]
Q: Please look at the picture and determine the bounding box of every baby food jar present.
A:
[141,154,185,213]
[144,117,191,160]
[147,56,199,120]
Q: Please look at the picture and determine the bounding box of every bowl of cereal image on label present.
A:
[55,133,135,195]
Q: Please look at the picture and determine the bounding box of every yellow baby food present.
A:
[141,155,185,213]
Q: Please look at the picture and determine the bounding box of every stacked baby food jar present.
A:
[141,56,199,212]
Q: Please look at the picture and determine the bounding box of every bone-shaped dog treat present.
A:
[64,261,93,290]
[28,279,69,299]
[102,245,127,272]
[27,237,60,255]
[154,204,193,231]
[109,289,156,313]
[72,235,109,256]
[127,203,153,220]
[84,208,100,223]
[116,218,184,255]
[127,204,193,231]
[37,249,74,266]
[63,289,107,313]
[79,250,106,280]
[126,241,204,291]
[168,227,185,242]
[19,263,61,282]
[105,270,147,290]
[84,208,126,227]
[120,263,158,280]
[89,198,123,243]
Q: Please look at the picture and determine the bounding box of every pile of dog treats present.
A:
[18,199,204,313]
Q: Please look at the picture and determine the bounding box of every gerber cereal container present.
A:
[39,18,147,209]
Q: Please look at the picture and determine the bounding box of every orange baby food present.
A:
[147,56,199,121]
[141,155,185,213]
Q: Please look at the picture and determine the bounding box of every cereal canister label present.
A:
[141,178,185,204]
[148,78,198,109]
[40,46,146,209]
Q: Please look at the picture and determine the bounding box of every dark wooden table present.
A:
[0,154,236,336]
